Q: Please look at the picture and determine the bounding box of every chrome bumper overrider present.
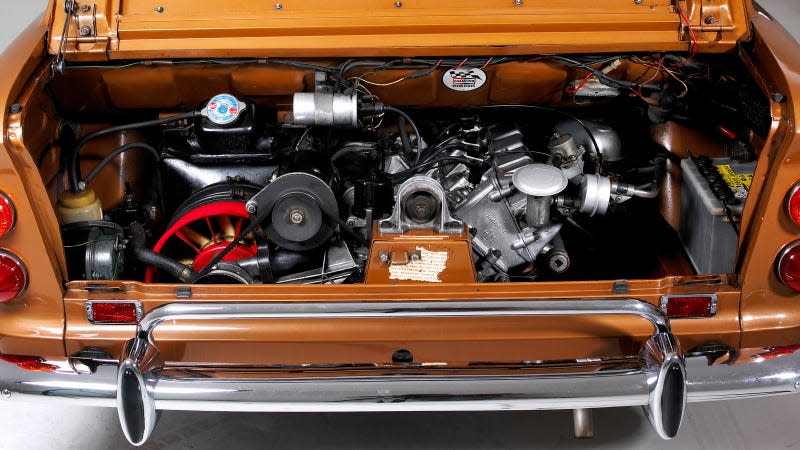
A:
[1,299,798,446]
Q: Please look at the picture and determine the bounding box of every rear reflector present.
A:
[87,301,143,324]
[776,241,800,292]
[0,355,58,372]
[0,192,16,238]
[659,294,717,318]
[0,250,27,303]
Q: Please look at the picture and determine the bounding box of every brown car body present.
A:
[1,0,800,444]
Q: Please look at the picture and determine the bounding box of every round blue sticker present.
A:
[204,94,245,125]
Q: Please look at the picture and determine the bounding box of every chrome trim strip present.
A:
[0,249,28,301]
[136,299,671,337]
[775,240,800,288]
[785,182,800,225]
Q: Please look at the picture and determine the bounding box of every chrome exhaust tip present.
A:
[117,339,159,446]
[642,332,687,439]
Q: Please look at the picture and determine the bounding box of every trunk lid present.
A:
[48,0,751,62]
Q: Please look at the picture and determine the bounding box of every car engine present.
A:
[54,54,757,285]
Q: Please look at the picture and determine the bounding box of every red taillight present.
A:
[87,301,142,324]
[0,355,58,372]
[660,294,717,318]
[776,241,800,292]
[0,192,16,238]
[787,183,800,226]
[0,251,27,303]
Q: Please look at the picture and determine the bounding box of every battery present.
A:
[679,157,754,274]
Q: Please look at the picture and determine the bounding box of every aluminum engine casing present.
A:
[451,130,560,277]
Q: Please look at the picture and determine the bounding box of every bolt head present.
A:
[394,1,403,7]
[795,380,800,390]
[772,92,787,103]
[289,209,305,225]
[81,4,91,12]
[514,0,523,5]
[246,203,257,214]
[378,252,390,263]
[1,389,10,398]
[155,6,165,13]
[634,0,642,4]
[79,26,92,36]
[274,3,283,9]
[9,104,22,114]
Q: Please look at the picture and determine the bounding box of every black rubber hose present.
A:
[384,107,422,165]
[68,111,200,192]
[397,116,413,162]
[130,224,194,282]
[134,248,193,282]
[82,142,161,186]
[239,250,322,279]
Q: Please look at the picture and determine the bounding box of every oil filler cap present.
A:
[512,164,568,197]
[202,93,246,126]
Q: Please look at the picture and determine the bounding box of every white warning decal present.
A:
[388,247,448,283]
[443,67,487,92]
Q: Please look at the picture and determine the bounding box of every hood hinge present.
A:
[52,0,115,74]
[680,0,736,32]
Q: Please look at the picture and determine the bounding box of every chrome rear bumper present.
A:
[1,299,798,446]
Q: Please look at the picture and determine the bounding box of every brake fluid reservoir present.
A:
[57,188,102,224]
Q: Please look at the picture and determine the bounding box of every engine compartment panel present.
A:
[44,54,767,286]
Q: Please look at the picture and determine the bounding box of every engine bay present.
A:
[45,54,768,285]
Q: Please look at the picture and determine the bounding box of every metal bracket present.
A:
[52,1,99,75]
[379,176,463,235]
[76,3,97,38]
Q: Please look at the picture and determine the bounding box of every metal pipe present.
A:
[573,409,594,438]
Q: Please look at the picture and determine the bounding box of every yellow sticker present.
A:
[715,164,752,199]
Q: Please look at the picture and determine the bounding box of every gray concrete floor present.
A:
[2,1,800,449]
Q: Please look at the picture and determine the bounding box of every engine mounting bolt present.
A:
[394,1,403,7]
[1,389,10,399]
[9,104,22,114]
[378,251,390,263]
[289,209,305,225]
[704,16,717,24]
[274,2,283,10]
[246,203,257,214]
